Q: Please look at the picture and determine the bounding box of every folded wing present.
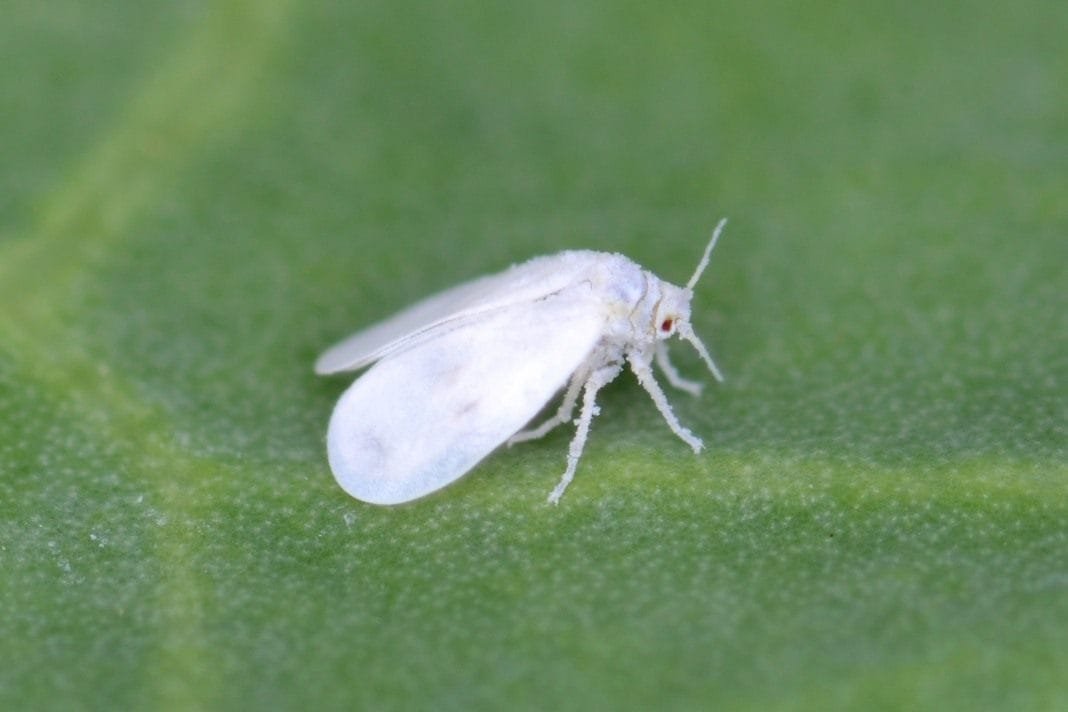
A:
[315,252,597,374]
[326,286,605,504]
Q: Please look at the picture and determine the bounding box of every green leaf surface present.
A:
[2,1,1065,709]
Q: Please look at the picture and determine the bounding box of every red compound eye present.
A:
[660,318,674,333]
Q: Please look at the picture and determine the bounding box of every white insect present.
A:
[316,219,728,505]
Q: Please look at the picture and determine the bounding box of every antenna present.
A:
[687,218,728,290]
[679,323,724,383]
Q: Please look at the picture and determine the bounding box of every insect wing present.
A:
[315,253,597,374]
[326,288,605,504]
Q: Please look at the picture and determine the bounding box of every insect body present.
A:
[317,219,727,505]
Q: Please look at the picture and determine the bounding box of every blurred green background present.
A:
[1,0,1065,709]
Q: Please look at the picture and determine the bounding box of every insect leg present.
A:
[547,362,623,504]
[654,342,703,396]
[508,363,590,446]
[628,350,703,453]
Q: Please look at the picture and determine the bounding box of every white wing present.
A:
[315,251,601,374]
[326,286,606,505]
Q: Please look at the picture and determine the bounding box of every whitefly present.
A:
[316,219,728,505]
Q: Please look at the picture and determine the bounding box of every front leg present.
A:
[628,349,703,453]
[655,342,703,396]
